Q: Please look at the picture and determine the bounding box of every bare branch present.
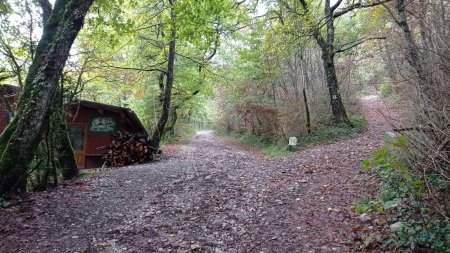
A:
[100,64,168,74]
[333,0,392,18]
[334,36,386,54]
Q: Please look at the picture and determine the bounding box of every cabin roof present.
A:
[70,100,147,135]
[0,85,147,135]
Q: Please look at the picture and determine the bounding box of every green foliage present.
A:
[162,124,197,145]
[77,0,245,141]
[299,126,357,146]
[222,132,294,157]
[278,114,367,147]
[349,115,368,132]
[77,170,99,179]
[396,218,450,252]
[364,133,425,199]
[380,83,393,98]
[216,113,366,156]
[0,0,11,15]
[362,133,450,251]
[354,201,373,214]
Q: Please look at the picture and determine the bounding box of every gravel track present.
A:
[0,94,393,253]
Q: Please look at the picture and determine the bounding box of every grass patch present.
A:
[300,116,367,147]
[223,132,294,157]
[300,126,357,146]
[77,170,99,178]
[349,115,368,131]
[217,115,367,156]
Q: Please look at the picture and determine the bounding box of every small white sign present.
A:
[289,137,298,146]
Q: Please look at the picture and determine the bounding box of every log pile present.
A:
[104,131,152,167]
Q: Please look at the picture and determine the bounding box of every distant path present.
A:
[0,94,393,253]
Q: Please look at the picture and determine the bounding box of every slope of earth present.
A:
[0,94,394,253]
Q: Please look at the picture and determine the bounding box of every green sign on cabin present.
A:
[89,116,117,134]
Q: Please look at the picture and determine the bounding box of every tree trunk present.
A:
[396,0,435,108]
[302,0,350,125]
[164,106,178,135]
[54,122,78,180]
[163,90,200,136]
[52,77,79,180]
[321,51,349,125]
[158,72,165,105]
[149,0,176,152]
[303,87,311,134]
[0,0,93,195]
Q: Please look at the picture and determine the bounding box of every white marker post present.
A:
[288,137,298,151]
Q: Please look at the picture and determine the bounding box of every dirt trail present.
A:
[0,95,393,253]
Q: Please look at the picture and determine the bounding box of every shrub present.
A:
[362,133,450,252]
[397,217,450,252]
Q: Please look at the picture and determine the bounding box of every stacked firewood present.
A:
[104,131,152,167]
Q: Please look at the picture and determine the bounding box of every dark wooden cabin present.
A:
[0,85,147,169]
[68,100,147,169]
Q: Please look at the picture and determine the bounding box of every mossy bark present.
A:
[164,106,178,134]
[55,123,78,180]
[303,87,311,134]
[51,84,78,180]
[299,0,350,126]
[0,0,93,195]
[321,50,350,125]
[149,0,176,152]
[318,6,350,126]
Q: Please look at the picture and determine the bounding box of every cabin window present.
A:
[69,125,85,151]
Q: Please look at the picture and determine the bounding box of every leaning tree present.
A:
[0,0,94,194]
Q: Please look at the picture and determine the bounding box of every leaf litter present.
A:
[0,94,395,252]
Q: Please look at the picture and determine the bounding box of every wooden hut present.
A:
[0,85,147,169]
[68,100,147,169]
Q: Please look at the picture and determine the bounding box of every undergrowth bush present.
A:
[361,132,450,252]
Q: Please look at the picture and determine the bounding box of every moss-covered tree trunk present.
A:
[317,1,350,125]
[50,77,78,180]
[52,89,78,180]
[0,0,93,195]
[320,49,350,125]
[149,0,176,152]
[55,123,79,180]
[302,87,311,134]
[298,0,367,126]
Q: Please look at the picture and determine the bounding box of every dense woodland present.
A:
[0,0,449,251]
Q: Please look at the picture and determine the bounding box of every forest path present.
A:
[0,93,393,253]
